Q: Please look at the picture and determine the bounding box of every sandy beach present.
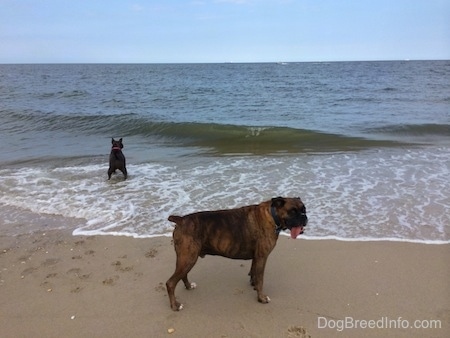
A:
[0,230,448,337]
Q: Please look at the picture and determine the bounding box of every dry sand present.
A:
[0,230,448,337]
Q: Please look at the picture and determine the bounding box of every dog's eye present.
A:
[291,207,306,216]
[289,209,298,216]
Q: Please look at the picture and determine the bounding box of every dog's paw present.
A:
[182,280,196,290]
[258,295,271,304]
[171,302,184,311]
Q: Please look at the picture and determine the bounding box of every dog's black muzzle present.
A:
[285,213,308,229]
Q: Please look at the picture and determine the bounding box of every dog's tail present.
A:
[168,215,183,225]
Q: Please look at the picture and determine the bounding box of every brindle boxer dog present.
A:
[166,197,308,311]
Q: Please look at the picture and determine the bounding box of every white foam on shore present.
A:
[297,234,450,245]
[0,147,449,243]
[72,230,450,245]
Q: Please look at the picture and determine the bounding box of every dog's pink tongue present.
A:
[290,227,303,239]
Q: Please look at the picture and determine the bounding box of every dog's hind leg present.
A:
[121,166,128,180]
[166,259,198,311]
[107,167,115,180]
[182,274,197,290]
[166,240,199,311]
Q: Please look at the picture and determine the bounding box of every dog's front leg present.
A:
[248,260,256,286]
[251,256,270,303]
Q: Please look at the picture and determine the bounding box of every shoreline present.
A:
[75,231,450,245]
[1,229,449,337]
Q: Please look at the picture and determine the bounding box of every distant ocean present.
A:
[0,61,449,243]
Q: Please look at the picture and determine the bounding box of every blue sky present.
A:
[1,0,449,63]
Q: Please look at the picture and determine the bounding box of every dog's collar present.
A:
[111,147,122,150]
[270,205,283,235]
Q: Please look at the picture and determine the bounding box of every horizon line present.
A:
[1,58,449,65]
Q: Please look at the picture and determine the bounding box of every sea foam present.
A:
[0,147,448,243]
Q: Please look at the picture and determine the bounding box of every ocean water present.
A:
[0,61,449,243]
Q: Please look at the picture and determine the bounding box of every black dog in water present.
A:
[108,138,127,180]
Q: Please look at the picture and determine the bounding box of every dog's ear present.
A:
[119,138,123,143]
[111,138,115,144]
[271,197,285,208]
